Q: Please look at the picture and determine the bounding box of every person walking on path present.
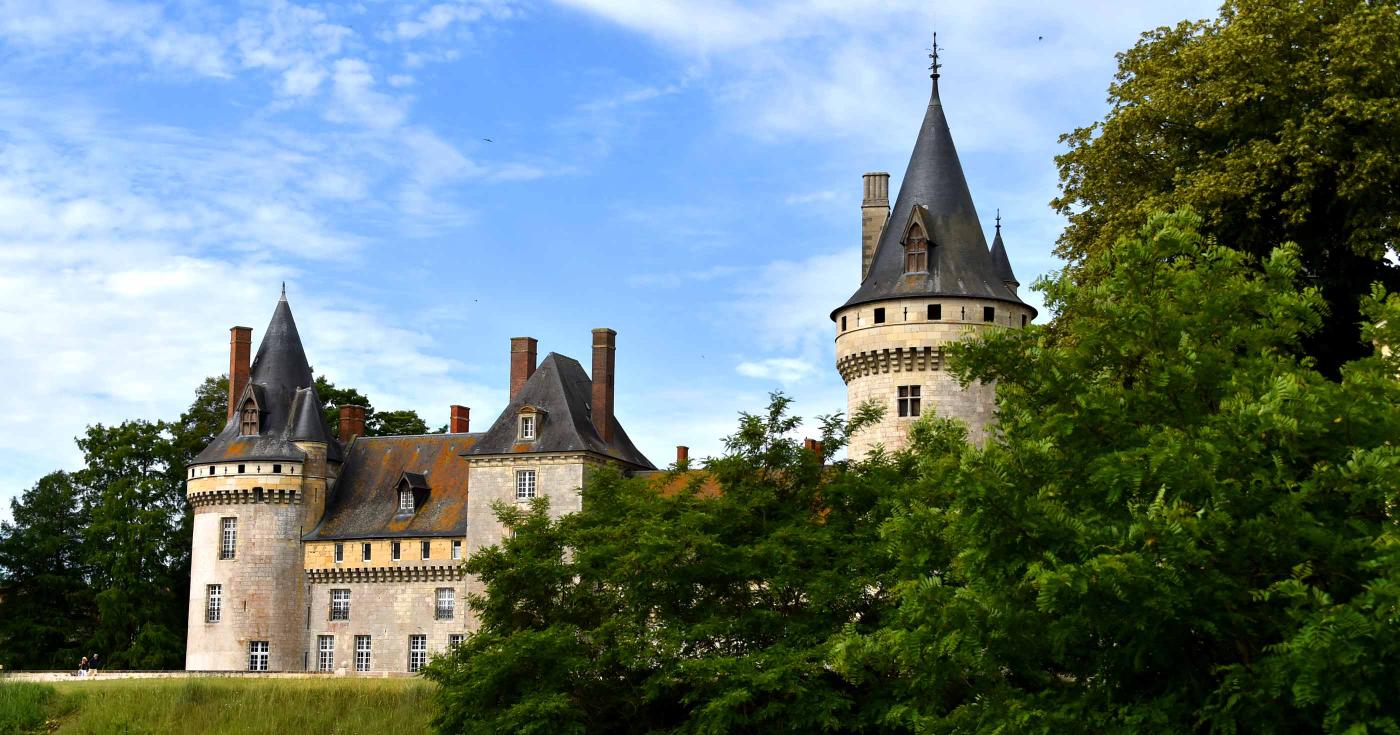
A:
[90,653,100,676]
[78,656,88,678]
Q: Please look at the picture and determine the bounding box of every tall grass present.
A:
[0,681,61,734]
[4,677,434,734]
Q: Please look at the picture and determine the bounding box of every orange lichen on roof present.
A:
[644,469,722,499]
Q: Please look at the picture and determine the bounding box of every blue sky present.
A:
[0,0,1221,518]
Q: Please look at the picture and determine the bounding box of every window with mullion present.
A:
[897,385,922,417]
[329,589,350,621]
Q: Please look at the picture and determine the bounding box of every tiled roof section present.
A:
[989,225,1018,287]
[304,434,480,541]
[835,76,1034,317]
[195,295,341,464]
[464,353,655,470]
[637,469,722,499]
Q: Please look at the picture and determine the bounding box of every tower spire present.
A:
[929,31,941,79]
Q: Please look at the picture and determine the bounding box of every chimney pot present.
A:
[676,445,689,466]
[228,326,253,421]
[338,405,365,443]
[510,337,538,400]
[449,405,470,433]
[591,328,616,443]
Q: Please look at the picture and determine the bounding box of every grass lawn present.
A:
[0,677,435,734]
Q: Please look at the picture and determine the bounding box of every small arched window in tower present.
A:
[239,399,259,436]
[904,223,928,273]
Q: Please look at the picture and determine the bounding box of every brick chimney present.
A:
[803,438,825,463]
[338,405,365,443]
[510,337,538,400]
[449,405,470,433]
[861,172,890,281]
[676,445,689,466]
[227,326,252,420]
[591,328,616,443]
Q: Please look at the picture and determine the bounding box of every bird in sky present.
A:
[482,138,493,142]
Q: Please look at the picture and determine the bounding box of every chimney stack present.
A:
[449,405,470,433]
[338,405,365,443]
[510,337,538,400]
[591,328,616,443]
[228,326,253,420]
[676,445,689,467]
[861,172,890,281]
[803,438,826,463]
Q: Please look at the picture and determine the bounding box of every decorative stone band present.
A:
[836,345,945,383]
[187,486,302,508]
[306,564,466,584]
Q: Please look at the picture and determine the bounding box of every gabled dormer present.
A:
[237,384,267,436]
[394,471,430,515]
[517,404,545,442]
[901,204,934,275]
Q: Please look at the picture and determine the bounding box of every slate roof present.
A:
[989,223,1018,287]
[464,353,655,470]
[835,72,1034,317]
[304,433,480,541]
[194,294,342,464]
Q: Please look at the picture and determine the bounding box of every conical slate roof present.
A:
[465,353,654,469]
[835,67,1032,317]
[194,293,341,464]
[989,220,1018,287]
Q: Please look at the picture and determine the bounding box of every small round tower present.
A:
[185,291,340,671]
[833,36,1035,458]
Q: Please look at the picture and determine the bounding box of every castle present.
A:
[184,39,1031,672]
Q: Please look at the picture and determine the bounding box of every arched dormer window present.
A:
[239,399,259,436]
[518,405,544,441]
[398,489,415,513]
[904,223,928,274]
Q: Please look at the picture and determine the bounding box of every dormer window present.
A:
[398,489,415,514]
[904,223,928,273]
[517,405,544,441]
[239,399,259,436]
[520,414,536,440]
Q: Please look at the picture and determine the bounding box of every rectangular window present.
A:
[520,415,536,440]
[392,541,401,561]
[330,589,350,621]
[334,543,344,563]
[362,543,371,562]
[1022,314,1028,327]
[897,385,922,418]
[451,540,462,560]
[272,464,282,474]
[220,517,237,560]
[248,641,269,672]
[399,490,414,513]
[983,306,995,323]
[354,635,371,672]
[435,588,455,620]
[408,635,427,673]
[448,634,465,648]
[317,635,334,672]
[874,307,886,324]
[205,584,222,623]
[841,315,847,331]
[237,464,245,474]
[421,541,431,560]
[928,304,941,320]
[515,470,536,500]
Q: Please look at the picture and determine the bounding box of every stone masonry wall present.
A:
[186,467,309,671]
[304,576,467,674]
[834,297,1033,457]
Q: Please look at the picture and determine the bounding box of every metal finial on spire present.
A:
[280,282,286,301]
[995,209,1001,232]
[929,31,941,78]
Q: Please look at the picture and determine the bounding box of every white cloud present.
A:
[736,357,818,384]
[328,58,408,129]
[390,3,486,41]
[784,190,838,205]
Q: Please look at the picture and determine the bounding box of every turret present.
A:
[831,34,1036,457]
[185,288,338,671]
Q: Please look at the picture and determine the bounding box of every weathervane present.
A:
[929,31,942,78]
[995,208,1001,233]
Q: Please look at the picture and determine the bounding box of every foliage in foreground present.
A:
[839,211,1400,733]
[0,678,433,735]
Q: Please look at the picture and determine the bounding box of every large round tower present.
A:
[833,36,1035,458]
[185,290,339,671]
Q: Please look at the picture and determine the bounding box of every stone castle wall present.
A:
[834,296,1033,456]
[304,571,467,674]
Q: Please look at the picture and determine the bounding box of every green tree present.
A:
[0,472,95,670]
[838,212,1400,732]
[75,420,189,669]
[369,409,431,437]
[315,374,373,437]
[1053,0,1400,375]
[427,396,896,734]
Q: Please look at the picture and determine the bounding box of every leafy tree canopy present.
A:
[837,212,1400,732]
[1053,0,1400,374]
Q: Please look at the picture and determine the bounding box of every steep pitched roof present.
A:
[194,294,340,464]
[464,353,655,470]
[835,68,1033,317]
[989,220,1018,287]
[304,434,479,540]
